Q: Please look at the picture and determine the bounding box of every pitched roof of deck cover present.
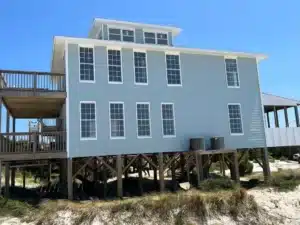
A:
[262,93,300,106]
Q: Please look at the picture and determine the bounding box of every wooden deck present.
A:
[0,131,67,161]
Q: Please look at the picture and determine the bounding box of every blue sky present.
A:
[0,0,299,131]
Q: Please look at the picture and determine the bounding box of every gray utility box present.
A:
[210,137,225,150]
[190,137,205,151]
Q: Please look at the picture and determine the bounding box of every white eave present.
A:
[88,18,182,38]
[52,36,267,72]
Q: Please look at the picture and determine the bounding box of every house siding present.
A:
[67,43,266,158]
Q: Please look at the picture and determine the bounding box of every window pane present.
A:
[144,32,156,44]
[79,47,94,81]
[134,52,147,84]
[137,103,151,137]
[228,104,243,134]
[110,103,125,137]
[108,50,122,83]
[166,55,181,85]
[109,28,121,41]
[122,30,134,42]
[162,104,175,136]
[80,103,96,138]
[225,59,239,87]
[157,33,168,45]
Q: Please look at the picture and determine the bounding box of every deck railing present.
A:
[0,131,66,154]
[0,70,65,92]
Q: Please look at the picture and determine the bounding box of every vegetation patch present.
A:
[267,169,300,191]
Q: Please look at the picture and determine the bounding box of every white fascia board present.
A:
[55,36,267,61]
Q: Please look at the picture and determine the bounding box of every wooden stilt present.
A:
[116,155,123,198]
[22,169,26,188]
[194,151,201,187]
[0,160,2,195]
[124,156,128,179]
[153,155,158,181]
[232,152,240,184]
[186,153,190,183]
[158,152,165,192]
[102,167,107,199]
[60,159,67,184]
[171,158,177,191]
[5,163,10,198]
[48,163,52,182]
[221,154,226,176]
[67,158,73,200]
[11,167,16,188]
[6,111,10,133]
[261,148,271,183]
[180,153,185,180]
[138,155,143,195]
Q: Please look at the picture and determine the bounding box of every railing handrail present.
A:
[0,131,66,136]
[0,69,65,76]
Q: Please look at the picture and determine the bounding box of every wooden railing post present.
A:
[33,72,37,95]
[33,132,37,153]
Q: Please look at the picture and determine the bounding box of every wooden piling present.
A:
[158,152,165,192]
[67,158,73,200]
[171,158,177,191]
[102,168,107,199]
[116,155,123,198]
[124,156,128,179]
[0,160,2,195]
[194,151,201,187]
[232,152,240,184]
[11,167,16,187]
[138,155,143,195]
[5,163,10,198]
[22,169,26,188]
[261,148,271,183]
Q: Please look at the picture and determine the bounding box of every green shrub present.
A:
[266,169,300,191]
[199,178,238,191]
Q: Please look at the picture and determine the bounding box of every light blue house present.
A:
[51,18,267,158]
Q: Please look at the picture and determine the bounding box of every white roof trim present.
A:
[54,36,267,61]
[93,18,182,36]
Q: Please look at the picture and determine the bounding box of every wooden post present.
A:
[67,158,73,200]
[274,106,279,127]
[48,163,52,182]
[22,169,26,188]
[138,155,143,195]
[102,168,107,199]
[180,153,185,180]
[186,153,190,183]
[124,156,128,179]
[221,154,225,176]
[0,98,2,133]
[194,151,201,187]
[171,158,177,191]
[261,148,271,183]
[158,152,165,192]
[266,112,270,128]
[232,152,240,184]
[294,106,300,127]
[153,155,158,182]
[6,111,9,133]
[11,167,16,188]
[5,163,10,198]
[284,107,289,127]
[116,155,123,198]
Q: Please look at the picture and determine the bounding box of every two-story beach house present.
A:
[0,18,272,199]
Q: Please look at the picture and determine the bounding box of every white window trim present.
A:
[136,102,152,139]
[224,56,240,88]
[227,103,244,136]
[78,45,96,83]
[165,53,182,87]
[107,26,136,43]
[133,50,149,85]
[143,30,169,45]
[109,101,126,140]
[107,48,123,84]
[79,101,97,141]
[161,102,176,138]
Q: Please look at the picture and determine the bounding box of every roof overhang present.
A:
[51,36,267,72]
[262,93,300,112]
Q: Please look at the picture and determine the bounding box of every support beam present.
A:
[6,110,10,133]
[124,156,128,179]
[67,158,73,200]
[5,163,10,198]
[274,106,279,128]
[294,106,300,127]
[0,98,2,133]
[194,151,201,187]
[22,169,26,189]
[232,151,240,184]
[0,160,2,195]
[171,158,177,191]
[116,155,123,198]
[261,148,271,183]
[138,155,143,195]
[266,112,270,128]
[102,168,107,199]
[11,168,16,188]
[12,118,16,132]
[48,163,52,182]
[284,107,289,127]
[158,152,165,192]
[180,153,185,180]
[153,155,158,183]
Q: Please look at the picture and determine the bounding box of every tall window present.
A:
[225,58,240,87]
[134,52,148,84]
[108,28,121,41]
[144,32,156,44]
[109,102,125,138]
[161,103,176,137]
[166,54,181,85]
[136,103,151,138]
[108,49,122,83]
[157,33,168,45]
[228,104,243,134]
[79,47,94,82]
[80,102,96,139]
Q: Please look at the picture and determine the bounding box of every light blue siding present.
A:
[135,28,144,44]
[67,43,266,158]
[168,32,173,46]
